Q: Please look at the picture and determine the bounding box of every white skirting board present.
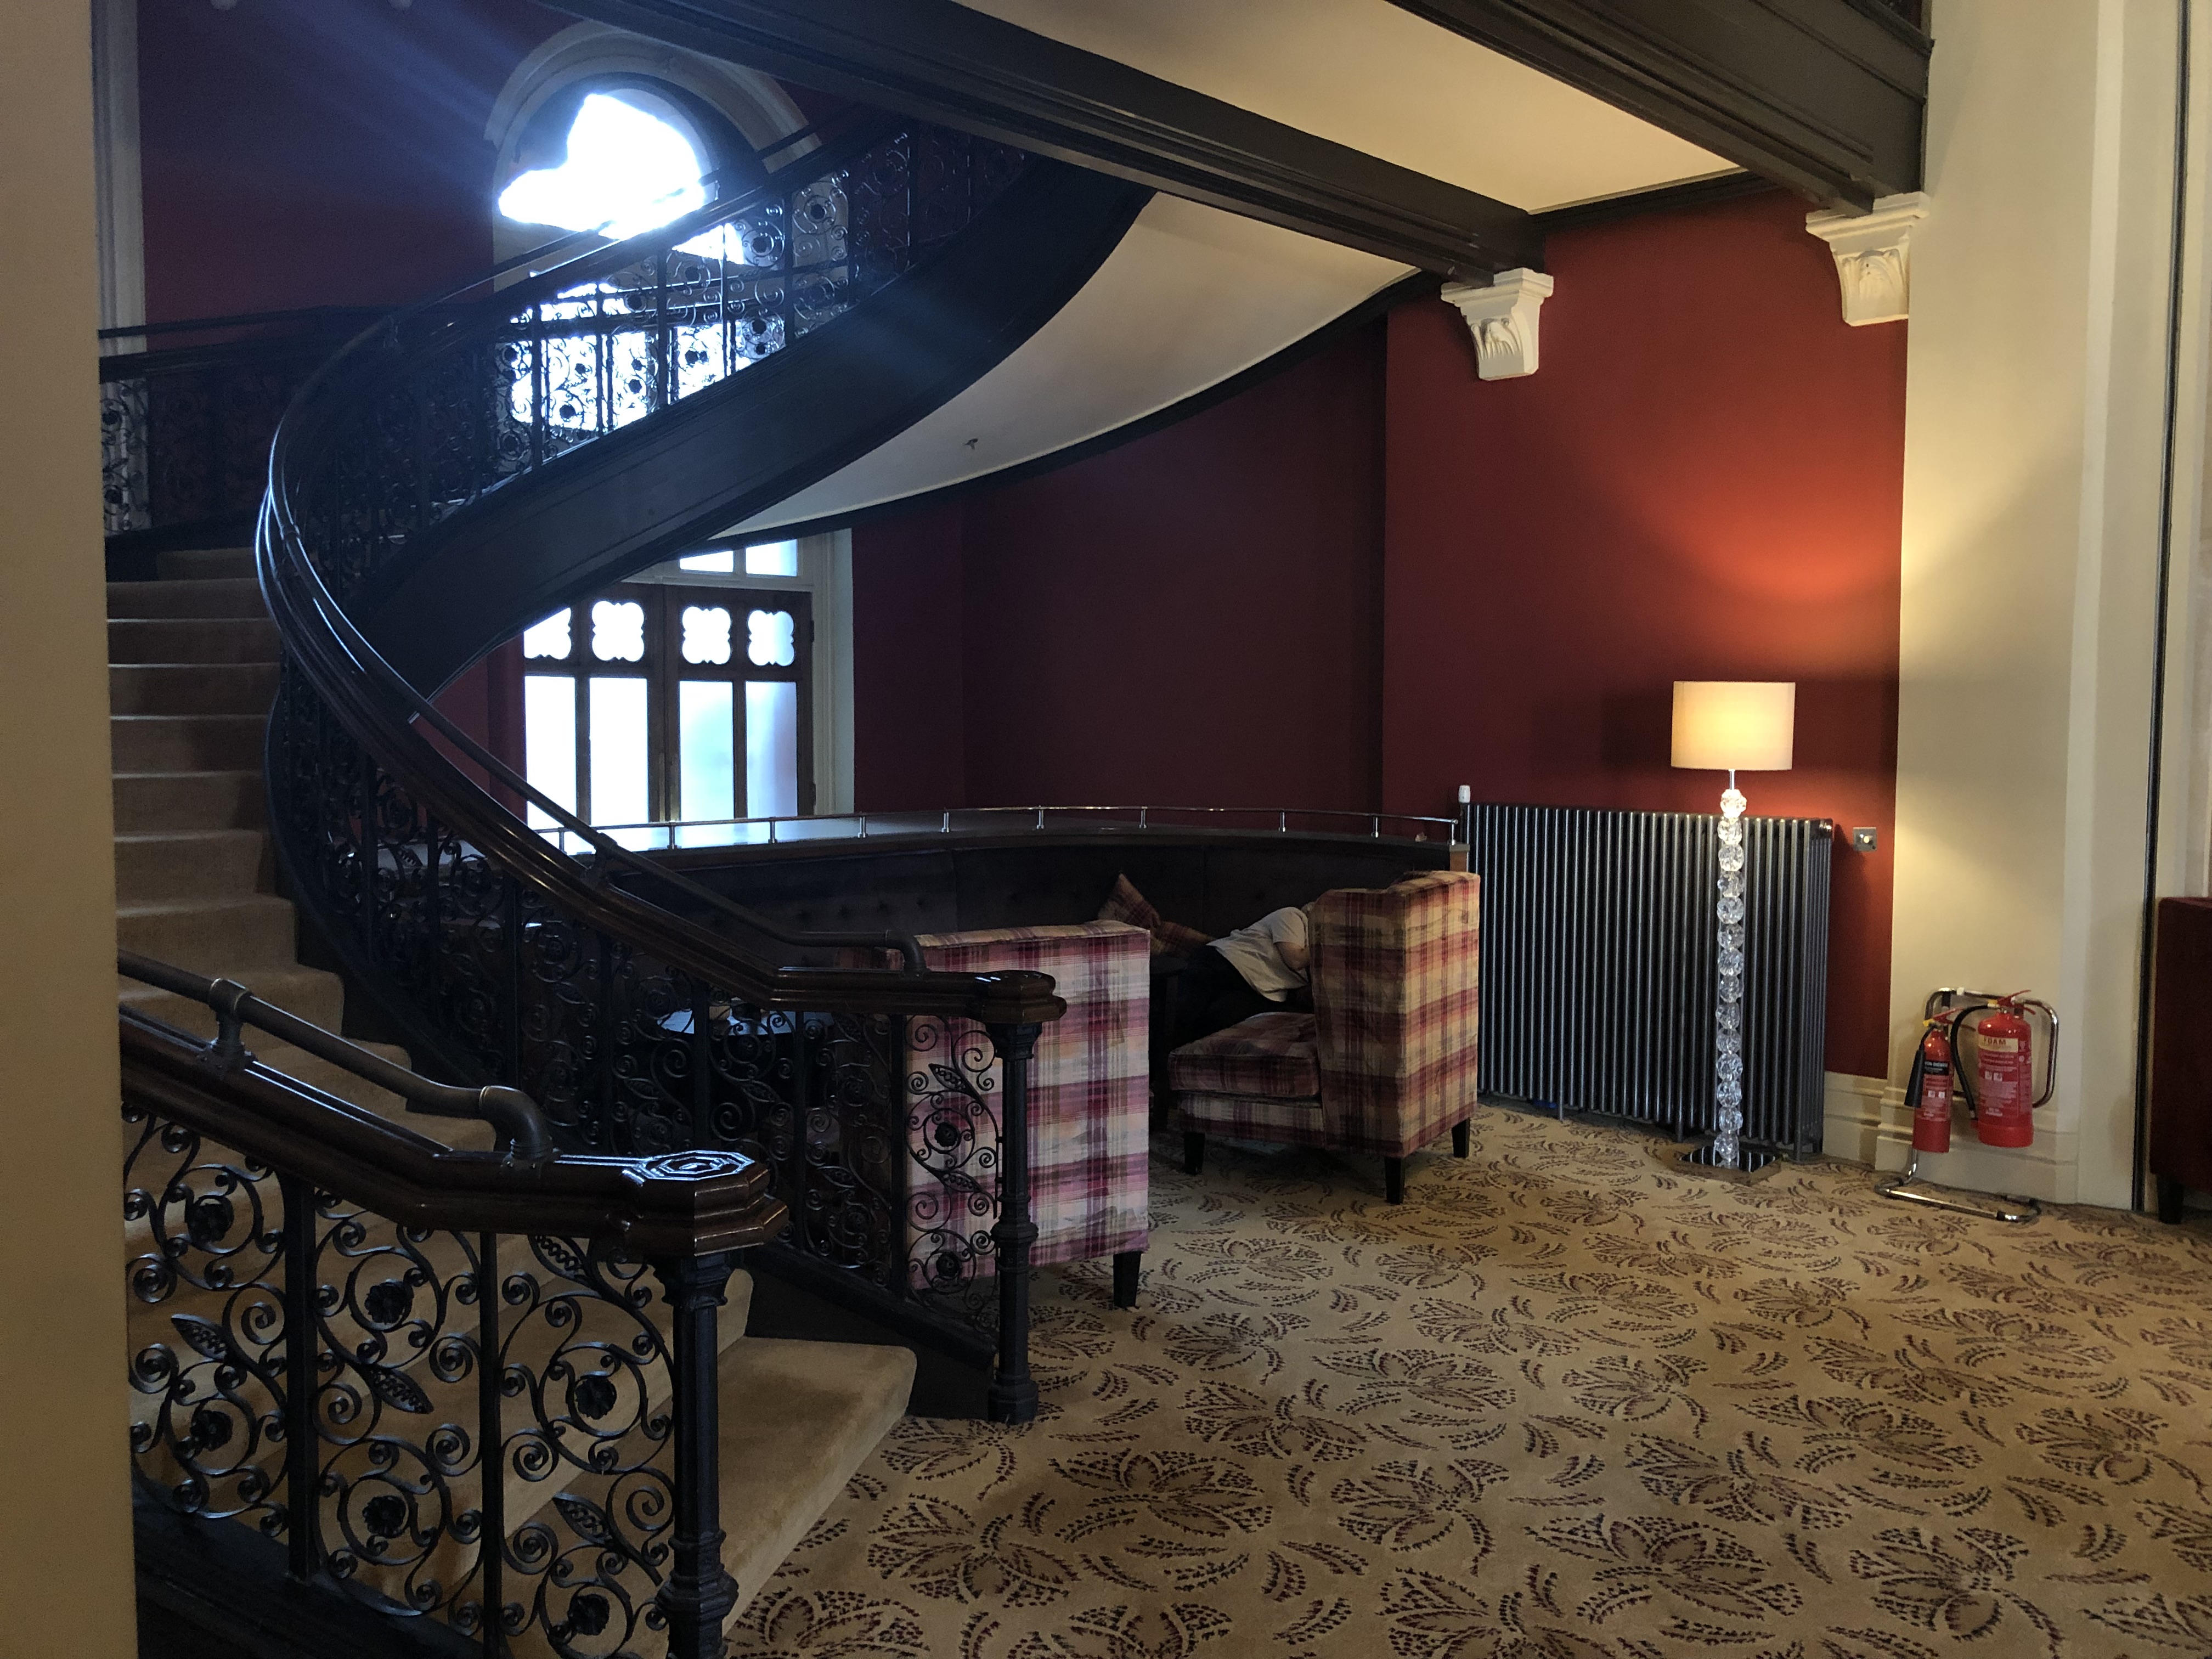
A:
[1822,1067,2078,1199]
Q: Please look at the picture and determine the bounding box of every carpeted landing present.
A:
[730,1109,2212,1659]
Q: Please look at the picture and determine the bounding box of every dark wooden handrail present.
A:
[120,1004,788,1256]
[121,949,555,1157]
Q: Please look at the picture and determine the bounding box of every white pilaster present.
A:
[1439,267,1553,379]
[1888,0,2202,1209]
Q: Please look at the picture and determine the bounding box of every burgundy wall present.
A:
[1380,193,1903,1075]
[853,501,969,811]
[853,325,1387,814]
[138,0,569,323]
[851,191,1903,1076]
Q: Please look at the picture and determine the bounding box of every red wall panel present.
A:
[137,0,572,323]
[951,325,1387,811]
[1381,191,1904,1075]
[852,501,970,811]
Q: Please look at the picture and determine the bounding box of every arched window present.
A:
[496,90,709,240]
[485,22,807,269]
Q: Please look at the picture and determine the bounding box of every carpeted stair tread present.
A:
[249,1039,430,1132]
[109,662,280,715]
[111,712,264,772]
[114,828,266,902]
[120,962,346,1037]
[109,616,280,664]
[714,1337,916,1620]
[156,546,256,580]
[106,576,269,620]
[112,770,263,832]
[116,893,298,967]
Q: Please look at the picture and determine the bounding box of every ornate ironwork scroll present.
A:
[126,1103,291,1533]
[123,1092,727,1658]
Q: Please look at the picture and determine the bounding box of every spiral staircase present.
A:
[114,112,1155,1659]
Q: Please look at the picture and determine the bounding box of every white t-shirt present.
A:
[1209,906,1310,1002]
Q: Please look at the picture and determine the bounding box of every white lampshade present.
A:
[1671,681,1795,772]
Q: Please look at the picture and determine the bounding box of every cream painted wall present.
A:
[1885,0,2196,1208]
[0,5,136,1653]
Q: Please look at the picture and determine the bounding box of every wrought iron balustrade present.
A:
[100,308,385,552]
[258,112,1060,1414]
[121,954,785,1659]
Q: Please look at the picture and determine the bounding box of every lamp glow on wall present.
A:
[1672,681,1795,1171]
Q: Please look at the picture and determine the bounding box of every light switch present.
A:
[1851,826,1879,852]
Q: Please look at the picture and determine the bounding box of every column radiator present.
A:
[1461,803,1834,1159]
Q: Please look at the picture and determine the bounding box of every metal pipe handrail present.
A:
[559,803,1462,851]
[120,949,554,1159]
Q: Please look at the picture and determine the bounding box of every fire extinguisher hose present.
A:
[1948,1006,1980,1120]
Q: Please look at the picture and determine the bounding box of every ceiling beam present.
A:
[1387,0,1928,209]
[545,0,1543,279]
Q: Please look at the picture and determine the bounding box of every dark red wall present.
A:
[138,0,569,323]
[853,501,969,811]
[852,191,1902,1076]
[1380,192,1903,1075]
[854,324,1387,813]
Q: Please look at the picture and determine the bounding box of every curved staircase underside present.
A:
[731,193,1410,536]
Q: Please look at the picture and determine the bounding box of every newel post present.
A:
[985,1020,1042,1426]
[650,1249,742,1659]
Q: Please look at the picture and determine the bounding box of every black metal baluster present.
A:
[690,982,712,1147]
[280,1172,321,1583]
[529,303,547,471]
[477,1230,506,1657]
[501,876,523,1090]
[360,757,379,960]
[650,1251,742,1659]
[655,249,673,412]
[984,1020,1040,1426]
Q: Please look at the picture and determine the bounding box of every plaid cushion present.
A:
[1177,1090,1332,1147]
[1097,873,1211,958]
[902,922,1149,1285]
[1167,1011,1319,1098]
[1309,870,1480,1157]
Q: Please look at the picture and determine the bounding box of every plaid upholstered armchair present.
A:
[1170,871,1480,1203]
[901,921,1152,1307]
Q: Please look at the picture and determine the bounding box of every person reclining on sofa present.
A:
[1170,905,1313,1053]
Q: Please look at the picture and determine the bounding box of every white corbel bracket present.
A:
[1440,267,1554,380]
[1805,191,1930,326]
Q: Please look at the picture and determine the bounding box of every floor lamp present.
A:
[1671,681,1796,1175]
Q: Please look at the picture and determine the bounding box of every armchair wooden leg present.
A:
[1112,1250,1141,1308]
[2158,1175,2187,1224]
[1184,1131,1205,1177]
[1384,1156,1406,1205]
[1452,1121,1471,1159]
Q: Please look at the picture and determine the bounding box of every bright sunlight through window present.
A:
[498,93,704,239]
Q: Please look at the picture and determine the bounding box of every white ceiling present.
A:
[731,194,1406,535]
[951,0,1732,212]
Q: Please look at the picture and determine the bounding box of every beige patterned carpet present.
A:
[730,1110,2212,1658]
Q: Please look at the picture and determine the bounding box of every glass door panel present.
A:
[678,679,736,829]
[746,679,798,818]
[588,675,651,833]
[522,674,577,827]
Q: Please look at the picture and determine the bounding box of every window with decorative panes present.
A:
[518,577,812,839]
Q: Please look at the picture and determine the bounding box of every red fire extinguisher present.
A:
[1906,1020,1954,1153]
[1959,996,2039,1147]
